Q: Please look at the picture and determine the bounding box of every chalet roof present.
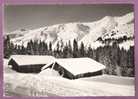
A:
[9,55,55,66]
[42,58,106,75]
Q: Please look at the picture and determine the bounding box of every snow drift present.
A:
[39,68,60,77]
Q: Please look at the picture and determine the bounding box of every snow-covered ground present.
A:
[3,59,135,96]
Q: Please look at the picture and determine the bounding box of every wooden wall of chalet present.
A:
[17,64,45,73]
[46,62,75,79]
[75,70,103,79]
[46,62,103,79]
[8,59,45,73]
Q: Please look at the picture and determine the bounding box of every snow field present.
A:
[3,59,135,96]
[4,72,135,96]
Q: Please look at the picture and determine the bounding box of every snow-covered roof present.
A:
[42,58,106,75]
[9,55,55,66]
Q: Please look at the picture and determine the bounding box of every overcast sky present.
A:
[4,4,133,33]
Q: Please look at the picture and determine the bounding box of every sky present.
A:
[4,4,133,33]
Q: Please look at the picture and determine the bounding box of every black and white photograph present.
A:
[3,4,135,96]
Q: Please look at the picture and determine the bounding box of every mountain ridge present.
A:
[7,12,134,50]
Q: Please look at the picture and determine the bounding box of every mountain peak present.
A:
[115,12,134,25]
[101,16,113,21]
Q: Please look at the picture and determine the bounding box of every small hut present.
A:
[8,55,55,73]
[41,58,106,79]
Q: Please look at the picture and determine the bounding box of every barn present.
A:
[8,55,55,73]
[41,58,106,79]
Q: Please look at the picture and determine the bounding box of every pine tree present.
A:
[63,43,68,58]
[34,40,39,55]
[26,40,33,55]
[73,39,78,58]
[20,45,26,55]
[48,42,52,55]
[56,41,60,53]
[87,45,93,58]
[43,42,48,55]
[126,46,134,76]
[68,40,73,57]
[4,35,12,58]
[79,42,85,57]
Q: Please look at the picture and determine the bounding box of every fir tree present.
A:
[79,42,85,57]
[48,42,52,55]
[73,39,78,58]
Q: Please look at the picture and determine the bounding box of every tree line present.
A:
[4,35,134,77]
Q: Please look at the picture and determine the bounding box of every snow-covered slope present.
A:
[4,59,135,96]
[115,12,134,25]
[8,12,134,50]
[4,74,134,96]
[6,29,29,39]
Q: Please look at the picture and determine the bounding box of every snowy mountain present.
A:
[6,29,29,39]
[7,12,134,50]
